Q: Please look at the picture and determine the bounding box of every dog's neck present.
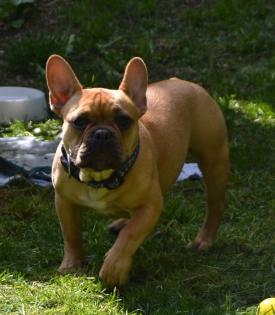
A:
[60,142,140,190]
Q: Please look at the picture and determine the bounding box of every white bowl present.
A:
[0,86,48,124]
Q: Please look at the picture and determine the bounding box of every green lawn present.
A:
[0,0,274,314]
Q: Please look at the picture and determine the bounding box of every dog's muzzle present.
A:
[75,127,123,171]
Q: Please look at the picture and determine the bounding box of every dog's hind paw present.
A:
[107,218,129,235]
[187,238,213,251]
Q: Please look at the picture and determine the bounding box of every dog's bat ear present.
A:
[46,55,82,116]
[119,57,148,116]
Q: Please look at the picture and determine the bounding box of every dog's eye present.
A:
[115,114,133,130]
[72,116,90,130]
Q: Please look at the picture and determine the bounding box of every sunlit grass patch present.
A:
[0,119,61,140]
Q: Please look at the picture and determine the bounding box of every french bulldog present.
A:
[46,55,229,288]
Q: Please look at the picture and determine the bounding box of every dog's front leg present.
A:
[99,200,162,288]
[55,193,84,273]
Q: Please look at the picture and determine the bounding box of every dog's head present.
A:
[46,55,148,182]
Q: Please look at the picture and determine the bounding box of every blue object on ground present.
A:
[0,137,59,187]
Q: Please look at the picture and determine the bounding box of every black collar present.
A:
[60,142,140,190]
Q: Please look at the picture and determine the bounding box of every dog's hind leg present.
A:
[108,218,129,235]
[191,144,229,250]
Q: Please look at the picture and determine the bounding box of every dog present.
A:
[46,55,229,288]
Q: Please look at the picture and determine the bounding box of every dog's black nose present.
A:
[92,128,114,141]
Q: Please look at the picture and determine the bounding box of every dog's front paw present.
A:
[99,250,132,288]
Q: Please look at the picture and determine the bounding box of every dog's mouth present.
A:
[78,168,115,183]
[74,145,123,172]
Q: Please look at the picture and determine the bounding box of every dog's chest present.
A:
[70,186,129,217]
[75,187,108,210]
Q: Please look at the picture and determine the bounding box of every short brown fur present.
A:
[46,55,229,288]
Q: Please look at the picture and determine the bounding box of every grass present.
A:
[0,119,61,140]
[0,0,275,314]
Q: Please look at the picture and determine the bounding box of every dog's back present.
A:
[142,78,228,193]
